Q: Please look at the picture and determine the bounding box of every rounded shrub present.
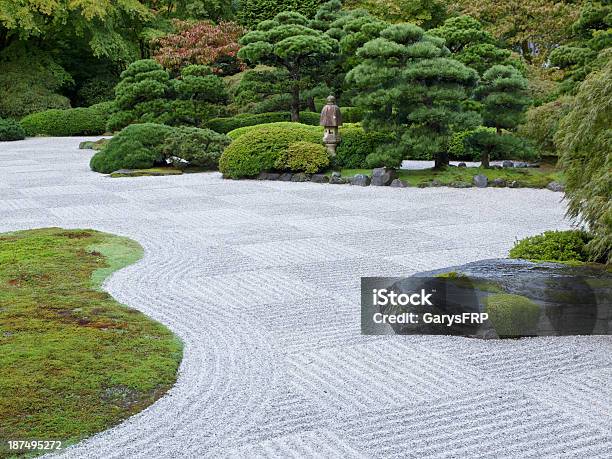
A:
[227,121,321,140]
[448,127,496,161]
[21,102,114,136]
[0,118,26,141]
[335,126,394,169]
[509,230,592,263]
[275,141,329,173]
[485,293,540,337]
[161,126,231,169]
[219,123,321,178]
[90,123,174,174]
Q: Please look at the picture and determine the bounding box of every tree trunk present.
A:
[290,82,300,122]
[306,96,316,113]
[481,150,490,169]
[434,151,449,169]
[496,126,502,136]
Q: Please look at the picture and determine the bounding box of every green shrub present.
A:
[518,97,573,157]
[207,111,320,134]
[161,127,231,169]
[340,106,364,123]
[227,121,321,140]
[275,141,329,173]
[556,60,611,264]
[0,118,26,141]
[509,230,592,263]
[90,123,174,173]
[448,127,496,161]
[238,0,325,28]
[485,294,541,337]
[335,126,394,168]
[219,123,321,178]
[21,102,114,136]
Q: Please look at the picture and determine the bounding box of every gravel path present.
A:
[2,137,611,458]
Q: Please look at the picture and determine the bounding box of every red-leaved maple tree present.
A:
[153,20,245,74]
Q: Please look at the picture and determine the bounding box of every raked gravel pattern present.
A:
[2,137,612,459]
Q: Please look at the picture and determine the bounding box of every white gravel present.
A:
[2,137,611,458]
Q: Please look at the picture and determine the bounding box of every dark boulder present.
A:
[371,167,397,186]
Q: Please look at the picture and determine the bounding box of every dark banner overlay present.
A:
[361,275,612,338]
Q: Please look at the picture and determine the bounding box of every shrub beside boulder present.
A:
[0,118,26,141]
[21,102,114,136]
[509,230,592,264]
[90,123,174,173]
[207,111,320,134]
[275,141,329,174]
[161,126,231,169]
[219,123,321,178]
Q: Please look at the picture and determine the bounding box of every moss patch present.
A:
[109,168,183,178]
[0,228,182,456]
[333,166,564,189]
[485,293,541,337]
[434,271,504,293]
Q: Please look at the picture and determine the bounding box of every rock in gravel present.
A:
[457,162,467,168]
[257,172,269,180]
[266,172,281,180]
[350,174,371,186]
[502,160,514,168]
[546,181,565,192]
[329,175,347,184]
[311,174,329,183]
[390,179,408,188]
[393,259,612,338]
[509,180,521,188]
[491,178,507,187]
[371,167,396,186]
[291,173,310,182]
[278,173,293,181]
[473,174,488,188]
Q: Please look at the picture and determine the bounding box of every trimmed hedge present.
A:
[207,111,319,133]
[90,123,174,173]
[161,126,231,169]
[275,141,329,173]
[219,123,321,178]
[21,102,114,136]
[0,118,26,141]
[335,126,394,169]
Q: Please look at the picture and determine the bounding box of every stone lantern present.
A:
[320,95,342,156]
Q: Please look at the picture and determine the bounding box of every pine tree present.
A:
[346,23,480,168]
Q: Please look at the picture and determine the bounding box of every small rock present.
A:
[450,181,472,188]
[371,167,397,186]
[311,174,329,184]
[491,178,507,187]
[509,180,521,188]
[330,175,347,184]
[390,179,408,188]
[502,160,514,168]
[278,173,293,181]
[291,173,310,182]
[350,174,371,186]
[430,179,443,187]
[266,172,281,180]
[546,181,565,192]
[257,172,269,180]
[473,174,488,188]
[457,162,467,168]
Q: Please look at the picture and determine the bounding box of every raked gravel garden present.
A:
[2,137,611,458]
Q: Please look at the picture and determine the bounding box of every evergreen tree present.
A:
[346,23,480,168]
[474,65,531,167]
[238,11,337,121]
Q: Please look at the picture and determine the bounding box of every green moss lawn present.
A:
[335,165,563,188]
[0,228,182,456]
